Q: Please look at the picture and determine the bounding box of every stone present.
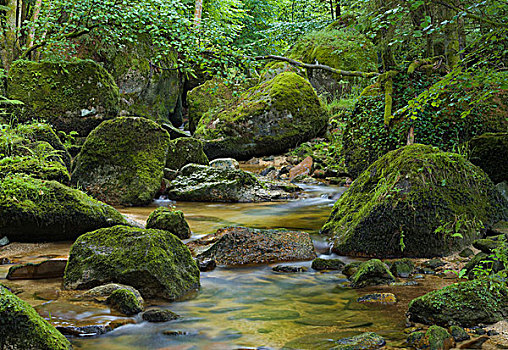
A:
[7,259,67,280]
[166,164,291,202]
[195,72,328,160]
[64,225,200,300]
[449,325,470,342]
[209,158,240,170]
[82,283,143,304]
[459,248,474,258]
[141,308,179,322]
[272,265,307,273]
[349,259,395,288]
[165,137,209,170]
[161,123,188,139]
[191,226,316,266]
[425,326,455,350]
[198,259,216,272]
[71,116,170,206]
[357,293,397,304]
[342,262,362,278]
[0,236,9,247]
[0,174,129,242]
[472,238,501,254]
[468,132,508,184]
[8,59,119,136]
[463,252,504,279]
[408,278,508,327]
[146,207,191,239]
[106,288,144,316]
[0,285,72,349]
[0,154,70,184]
[332,332,385,350]
[322,144,508,258]
[423,258,446,269]
[289,156,313,182]
[311,258,345,271]
[390,258,415,278]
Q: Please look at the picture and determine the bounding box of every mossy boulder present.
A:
[146,207,191,239]
[288,27,377,99]
[82,283,143,304]
[311,258,345,271]
[468,132,508,184]
[0,285,72,349]
[64,225,200,300]
[187,78,234,134]
[194,72,327,160]
[349,259,395,288]
[165,137,209,170]
[332,332,385,350]
[7,59,120,136]
[166,164,286,202]
[191,226,316,266]
[106,289,144,316]
[463,252,504,279]
[0,156,69,183]
[408,326,454,350]
[72,117,170,206]
[390,258,415,278]
[449,325,470,342]
[0,174,128,242]
[142,308,179,322]
[322,144,508,258]
[407,278,508,327]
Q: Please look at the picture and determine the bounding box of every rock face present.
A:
[7,59,120,136]
[190,226,316,266]
[146,207,191,239]
[469,132,508,184]
[288,27,377,99]
[0,285,72,349]
[194,72,327,160]
[0,174,128,242]
[72,117,170,206]
[166,164,291,202]
[322,144,508,258]
[408,278,508,327]
[349,259,395,288]
[165,137,209,170]
[64,225,200,300]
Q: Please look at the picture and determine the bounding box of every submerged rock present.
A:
[190,226,316,266]
[166,164,292,202]
[8,59,120,136]
[272,265,307,273]
[106,288,144,316]
[146,207,191,239]
[0,174,128,242]
[408,278,508,327]
[0,285,72,349]
[322,144,508,258]
[195,72,327,160]
[72,117,170,206]
[349,259,395,288]
[311,258,345,271]
[64,225,200,300]
[468,132,508,184]
[332,332,385,350]
[142,308,179,322]
[357,293,397,304]
[7,259,67,280]
[165,137,209,170]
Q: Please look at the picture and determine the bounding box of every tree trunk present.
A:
[335,1,341,18]
[193,0,203,27]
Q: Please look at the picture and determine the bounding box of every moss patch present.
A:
[146,207,191,239]
[106,289,144,316]
[166,137,209,170]
[349,259,395,288]
[322,144,508,257]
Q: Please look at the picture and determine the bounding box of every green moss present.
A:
[390,258,415,278]
[0,285,71,349]
[425,326,453,350]
[0,156,69,183]
[0,174,128,242]
[146,207,191,239]
[408,277,508,327]
[106,289,143,316]
[71,116,170,206]
[332,332,385,350]
[349,259,395,288]
[7,59,120,136]
[468,132,508,184]
[195,72,327,160]
[449,325,470,342]
[165,137,209,170]
[311,258,345,271]
[64,225,200,300]
[322,144,508,257]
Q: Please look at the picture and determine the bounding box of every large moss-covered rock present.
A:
[0,285,72,350]
[407,278,508,327]
[192,226,316,266]
[0,156,69,183]
[166,164,289,202]
[166,137,209,170]
[64,225,200,300]
[341,69,508,178]
[0,174,128,242]
[7,59,120,136]
[146,207,191,239]
[288,28,377,98]
[322,144,508,257]
[194,72,327,160]
[72,117,170,206]
[468,132,508,184]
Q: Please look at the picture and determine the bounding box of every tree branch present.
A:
[435,1,508,28]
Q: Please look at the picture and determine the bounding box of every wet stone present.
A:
[272,265,307,273]
[357,293,397,304]
[311,258,345,271]
[142,308,180,322]
[449,325,470,342]
[332,332,385,350]
[423,258,446,269]
[6,258,67,280]
[198,258,217,272]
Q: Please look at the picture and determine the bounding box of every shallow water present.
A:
[1,183,453,349]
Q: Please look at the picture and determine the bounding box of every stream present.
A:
[0,183,451,349]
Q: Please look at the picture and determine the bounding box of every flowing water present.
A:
[0,184,452,349]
